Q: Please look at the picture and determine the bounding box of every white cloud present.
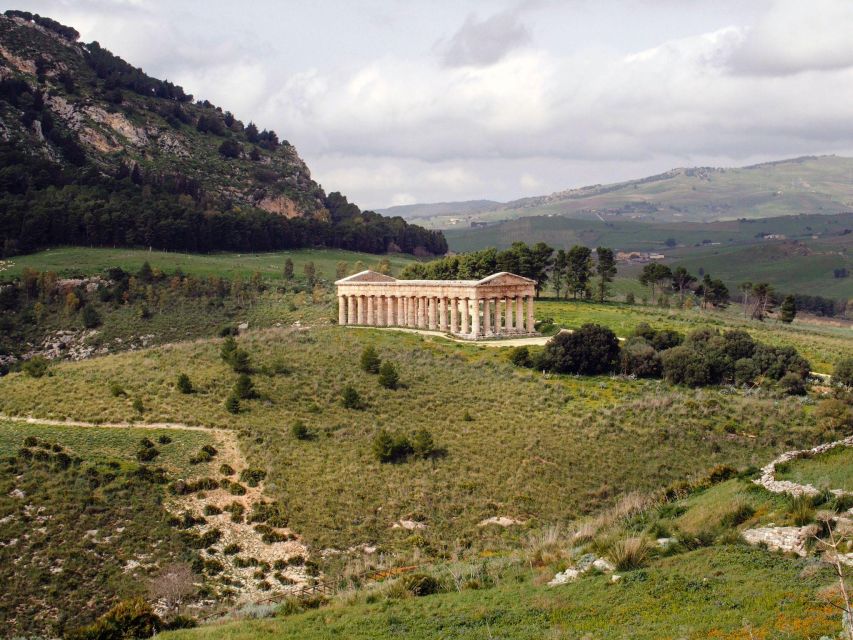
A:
[436,5,533,68]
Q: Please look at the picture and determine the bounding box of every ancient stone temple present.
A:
[335,270,537,339]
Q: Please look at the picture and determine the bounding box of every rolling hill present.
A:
[382,155,853,229]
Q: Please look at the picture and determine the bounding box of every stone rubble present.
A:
[754,435,853,498]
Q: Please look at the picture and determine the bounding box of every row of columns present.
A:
[338,294,535,336]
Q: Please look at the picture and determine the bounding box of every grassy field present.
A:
[1,247,420,282]
[0,325,830,554]
[535,299,851,373]
[162,545,837,639]
[775,446,853,493]
[0,420,216,474]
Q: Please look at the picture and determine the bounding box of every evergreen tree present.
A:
[551,249,567,299]
[233,373,256,399]
[639,263,672,301]
[225,394,240,414]
[378,361,399,389]
[303,261,316,288]
[595,247,617,302]
[360,346,381,374]
[283,258,294,281]
[176,373,193,394]
[566,245,593,299]
[779,295,797,323]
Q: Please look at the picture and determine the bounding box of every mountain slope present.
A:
[0,11,446,256]
[384,155,853,229]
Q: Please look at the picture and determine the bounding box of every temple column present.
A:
[493,298,502,335]
[505,296,513,332]
[439,297,448,331]
[450,297,459,333]
[471,299,480,336]
[461,298,470,334]
[338,295,345,325]
[366,296,375,326]
[348,296,356,325]
[483,298,491,335]
[408,296,416,327]
[428,297,437,330]
[516,296,524,331]
[402,297,408,326]
[357,295,365,325]
[385,296,393,326]
[526,296,535,332]
[377,296,385,326]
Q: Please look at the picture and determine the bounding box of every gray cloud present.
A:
[437,7,533,68]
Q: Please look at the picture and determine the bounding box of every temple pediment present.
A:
[476,272,536,287]
[334,270,398,284]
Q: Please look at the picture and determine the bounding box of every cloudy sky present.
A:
[12,0,853,209]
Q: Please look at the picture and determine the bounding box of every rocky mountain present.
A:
[0,11,446,256]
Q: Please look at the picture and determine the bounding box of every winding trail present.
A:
[0,413,313,605]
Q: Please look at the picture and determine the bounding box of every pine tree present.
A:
[176,373,193,394]
[378,361,399,390]
[779,295,797,323]
[360,346,381,374]
[595,247,617,302]
[283,258,294,281]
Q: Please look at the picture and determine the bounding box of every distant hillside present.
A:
[390,155,853,229]
[376,199,500,220]
[0,11,446,256]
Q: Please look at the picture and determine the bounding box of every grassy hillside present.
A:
[401,156,853,229]
[162,545,838,639]
[0,325,830,553]
[2,247,419,282]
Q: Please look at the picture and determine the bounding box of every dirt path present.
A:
[0,413,312,605]
[348,325,553,347]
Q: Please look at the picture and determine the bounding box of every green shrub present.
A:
[619,337,662,378]
[660,346,711,387]
[132,398,144,414]
[82,305,101,329]
[22,356,49,378]
[542,324,620,375]
[373,429,414,463]
[225,394,240,414]
[240,468,267,487]
[399,572,441,597]
[223,543,241,555]
[341,385,362,409]
[734,358,759,386]
[233,374,257,400]
[291,421,310,440]
[203,504,222,516]
[720,501,756,528]
[360,346,381,374]
[509,346,531,367]
[778,372,806,396]
[67,597,160,640]
[833,357,853,388]
[219,463,235,475]
[157,435,172,445]
[136,446,159,462]
[176,373,193,394]
[411,428,435,459]
[109,381,126,397]
[378,361,399,389]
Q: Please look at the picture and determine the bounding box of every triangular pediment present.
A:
[335,270,398,285]
[475,272,535,287]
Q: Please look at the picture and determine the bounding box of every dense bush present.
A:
[378,361,399,389]
[619,337,662,378]
[660,346,712,387]
[176,373,193,394]
[66,597,160,640]
[341,385,363,409]
[291,421,311,440]
[360,346,381,374]
[778,372,806,396]
[541,324,620,375]
[631,322,682,351]
[22,356,49,378]
[509,346,532,367]
[834,357,853,388]
[399,573,441,597]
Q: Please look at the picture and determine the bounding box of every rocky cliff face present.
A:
[0,11,327,219]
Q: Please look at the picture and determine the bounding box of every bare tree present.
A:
[814,515,852,640]
[148,562,197,612]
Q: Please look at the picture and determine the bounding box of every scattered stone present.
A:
[592,558,616,573]
[477,516,524,527]
[548,568,581,586]
[611,574,622,583]
[656,537,675,547]
[8,488,25,499]
[237,322,249,332]
[392,519,426,530]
